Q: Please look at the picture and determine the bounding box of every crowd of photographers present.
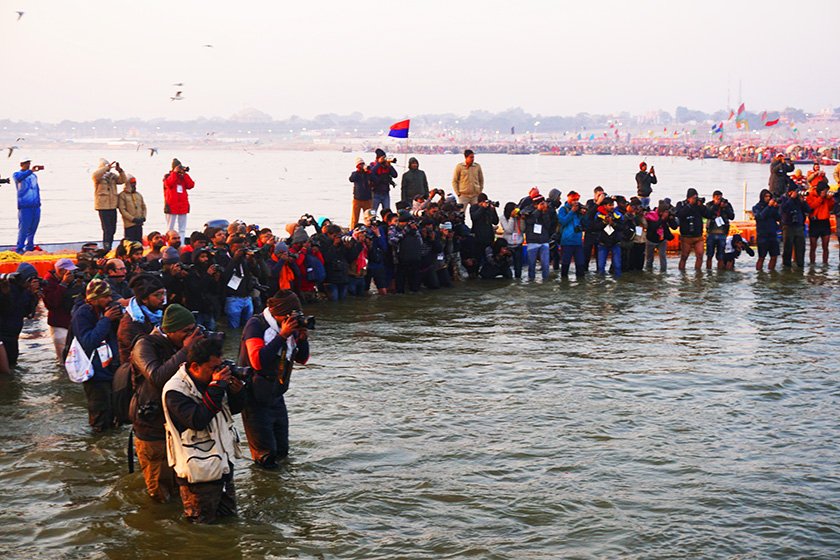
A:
[1,148,837,523]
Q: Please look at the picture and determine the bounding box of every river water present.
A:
[2,151,840,559]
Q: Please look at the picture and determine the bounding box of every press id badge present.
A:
[533,224,543,235]
[227,274,242,290]
[635,226,643,237]
[177,185,184,194]
[97,343,113,368]
[604,225,614,236]
[715,216,725,227]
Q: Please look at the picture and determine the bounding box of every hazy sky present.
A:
[2,0,837,122]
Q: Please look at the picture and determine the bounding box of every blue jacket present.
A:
[557,203,583,246]
[369,162,397,195]
[779,195,810,227]
[752,200,781,239]
[13,169,41,209]
[71,302,120,382]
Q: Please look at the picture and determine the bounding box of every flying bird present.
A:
[7,146,19,158]
[202,44,214,48]
[16,11,24,21]
[15,137,24,142]
[148,147,158,157]
[170,91,184,101]
[172,82,184,87]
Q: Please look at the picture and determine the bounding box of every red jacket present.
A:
[163,171,195,214]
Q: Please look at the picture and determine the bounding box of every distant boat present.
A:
[341,146,352,153]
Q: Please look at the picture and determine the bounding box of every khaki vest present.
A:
[162,366,242,483]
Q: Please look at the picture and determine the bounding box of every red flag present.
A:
[764,118,779,127]
[736,103,745,115]
[388,119,410,138]
[728,110,735,120]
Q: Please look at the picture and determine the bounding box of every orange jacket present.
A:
[806,187,835,221]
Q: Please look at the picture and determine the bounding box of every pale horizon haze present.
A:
[1,0,837,123]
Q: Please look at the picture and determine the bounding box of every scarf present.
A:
[128,297,163,327]
[262,308,296,357]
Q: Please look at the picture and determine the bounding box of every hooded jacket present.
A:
[92,162,127,211]
[0,263,38,339]
[130,329,188,441]
[779,194,811,227]
[70,301,120,382]
[13,169,41,209]
[400,158,429,203]
[769,159,795,197]
[117,177,147,227]
[752,190,781,239]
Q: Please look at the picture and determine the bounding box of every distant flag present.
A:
[727,110,735,120]
[735,103,747,129]
[614,129,619,136]
[764,118,779,127]
[388,119,410,139]
[589,133,595,141]
[577,133,582,141]
[711,122,724,134]
[759,111,767,122]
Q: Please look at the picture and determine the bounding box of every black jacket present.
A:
[400,163,429,203]
[131,331,188,441]
[779,195,811,227]
[675,200,709,237]
[635,171,657,197]
[752,199,781,239]
[470,204,499,246]
[524,209,557,244]
[769,159,795,197]
[705,200,735,234]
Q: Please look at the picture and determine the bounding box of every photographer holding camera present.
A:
[389,212,424,292]
[635,161,657,210]
[163,158,195,241]
[130,304,204,503]
[320,224,361,301]
[400,157,429,206]
[0,263,41,373]
[116,274,167,364]
[805,169,834,265]
[13,159,43,254]
[676,188,710,271]
[162,337,245,523]
[70,279,123,431]
[184,248,223,330]
[43,259,86,362]
[92,158,127,251]
[349,157,373,228]
[705,190,735,270]
[479,238,514,279]
[780,184,812,269]
[117,175,147,242]
[218,236,260,328]
[370,148,398,214]
[557,191,586,279]
[769,152,795,198]
[470,194,500,266]
[240,290,310,469]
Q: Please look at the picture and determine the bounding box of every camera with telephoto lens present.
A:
[0,175,9,185]
[697,197,706,205]
[196,323,225,343]
[289,310,315,330]
[386,157,397,164]
[218,359,253,382]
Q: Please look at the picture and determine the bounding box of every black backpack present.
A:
[111,334,143,426]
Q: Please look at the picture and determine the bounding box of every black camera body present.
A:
[197,324,225,343]
[298,214,318,228]
[219,359,253,382]
[0,177,10,185]
[289,310,315,330]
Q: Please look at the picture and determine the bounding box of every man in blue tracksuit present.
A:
[12,159,42,254]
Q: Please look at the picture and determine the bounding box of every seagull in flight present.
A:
[15,137,24,142]
[202,44,214,48]
[7,146,20,158]
[16,11,24,21]
[170,91,184,101]
[172,82,184,87]
[148,147,158,157]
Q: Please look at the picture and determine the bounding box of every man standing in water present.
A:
[452,149,484,210]
[92,159,127,251]
[13,159,43,254]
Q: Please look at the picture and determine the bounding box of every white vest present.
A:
[162,365,242,484]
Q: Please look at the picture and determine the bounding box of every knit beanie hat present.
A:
[291,227,309,244]
[274,241,289,255]
[267,290,302,318]
[123,239,143,255]
[532,194,546,205]
[686,188,699,199]
[529,187,541,199]
[129,273,165,301]
[171,158,182,170]
[355,157,365,166]
[375,148,386,159]
[161,304,195,333]
[86,278,111,301]
[162,246,180,265]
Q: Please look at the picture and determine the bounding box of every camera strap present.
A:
[127,427,135,474]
